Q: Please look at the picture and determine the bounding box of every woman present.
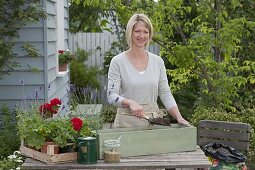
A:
[107,13,189,128]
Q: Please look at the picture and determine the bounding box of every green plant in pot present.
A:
[58,49,73,71]
[16,102,47,150]
[59,50,73,64]
[16,98,95,154]
[16,98,71,150]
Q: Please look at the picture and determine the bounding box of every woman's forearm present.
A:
[121,98,132,108]
[168,106,190,125]
[168,106,183,120]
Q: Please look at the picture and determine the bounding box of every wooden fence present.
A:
[69,32,160,103]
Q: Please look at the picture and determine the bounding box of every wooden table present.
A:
[21,146,211,170]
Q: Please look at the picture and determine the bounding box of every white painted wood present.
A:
[56,0,65,51]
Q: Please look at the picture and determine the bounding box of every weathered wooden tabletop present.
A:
[21,146,211,170]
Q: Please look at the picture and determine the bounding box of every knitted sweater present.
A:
[107,51,177,111]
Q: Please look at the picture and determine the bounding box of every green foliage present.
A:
[100,105,117,123]
[69,48,101,106]
[75,48,89,63]
[70,61,99,88]
[69,0,111,33]
[70,49,100,89]
[0,40,19,79]
[173,79,199,118]
[0,158,18,169]
[110,0,255,113]
[16,102,46,149]
[151,0,255,111]
[16,101,86,149]
[72,0,255,126]
[0,0,46,79]
[103,41,123,74]
[22,43,40,58]
[0,105,20,158]
[58,50,74,64]
[0,151,24,170]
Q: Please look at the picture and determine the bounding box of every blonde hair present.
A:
[125,13,154,48]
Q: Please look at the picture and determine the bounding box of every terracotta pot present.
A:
[41,141,59,154]
[59,63,68,71]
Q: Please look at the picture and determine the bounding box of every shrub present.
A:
[69,48,101,105]
[0,105,20,158]
[100,105,117,123]
[0,151,24,170]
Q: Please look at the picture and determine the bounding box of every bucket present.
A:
[77,137,97,164]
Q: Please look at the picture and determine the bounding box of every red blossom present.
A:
[50,107,58,114]
[39,98,61,118]
[58,50,65,54]
[71,118,83,131]
[39,103,51,113]
[50,98,61,106]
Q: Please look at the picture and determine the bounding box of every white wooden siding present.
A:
[0,85,45,100]
[0,0,70,112]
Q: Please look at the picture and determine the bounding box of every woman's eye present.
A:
[134,30,149,34]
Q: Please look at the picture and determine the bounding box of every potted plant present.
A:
[16,99,62,150]
[16,101,48,150]
[58,49,73,71]
[16,98,94,154]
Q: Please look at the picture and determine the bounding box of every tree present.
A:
[0,0,46,79]
[69,0,113,33]
[152,0,255,112]
[69,0,255,112]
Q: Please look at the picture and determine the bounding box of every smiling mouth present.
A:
[136,39,146,43]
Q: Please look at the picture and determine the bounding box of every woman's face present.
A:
[131,22,150,48]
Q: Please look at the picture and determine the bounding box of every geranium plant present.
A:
[70,117,94,145]
[39,98,61,118]
[16,98,97,151]
[58,49,73,64]
[17,98,72,149]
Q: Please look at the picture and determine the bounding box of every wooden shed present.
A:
[0,0,70,114]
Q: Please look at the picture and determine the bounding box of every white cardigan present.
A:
[107,51,177,111]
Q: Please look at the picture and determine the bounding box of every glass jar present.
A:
[103,139,121,163]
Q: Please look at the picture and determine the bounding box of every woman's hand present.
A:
[177,117,190,126]
[168,106,191,126]
[128,100,144,118]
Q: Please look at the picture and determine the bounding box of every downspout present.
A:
[43,0,49,102]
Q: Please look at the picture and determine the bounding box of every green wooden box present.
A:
[97,125,197,159]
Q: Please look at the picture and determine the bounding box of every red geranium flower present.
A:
[39,103,51,113]
[50,98,61,106]
[39,98,62,118]
[58,50,65,54]
[71,117,83,131]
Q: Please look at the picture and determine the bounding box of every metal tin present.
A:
[77,137,97,164]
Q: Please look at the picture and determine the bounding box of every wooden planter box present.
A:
[97,124,197,159]
[20,144,77,164]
